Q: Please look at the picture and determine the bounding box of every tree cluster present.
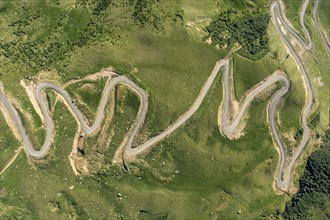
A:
[0,1,121,73]
[204,9,270,60]
[282,127,330,219]
[92,0,112,15]
[1,0,182,74]
[129,0,182,31]
[309,111,320,128]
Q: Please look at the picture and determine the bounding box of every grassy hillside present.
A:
[0,0,329,219]
[0,114,20,171]
[318,0,330,41]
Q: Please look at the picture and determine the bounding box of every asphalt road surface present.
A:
[0,58,292,192]
[270,0,314,191]
[0,76,148,159]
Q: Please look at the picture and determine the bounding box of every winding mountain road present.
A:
[271,0,316,191]
[0,0,322,193]
[274,0,312,50]
[0,76,149,159]
[312,0,330,55]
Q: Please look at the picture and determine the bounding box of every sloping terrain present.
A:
[0,0,329,219]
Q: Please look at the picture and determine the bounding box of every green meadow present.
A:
[0,0,329,219]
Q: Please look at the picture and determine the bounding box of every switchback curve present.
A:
[0,0,321,194]
[0,58,292,192]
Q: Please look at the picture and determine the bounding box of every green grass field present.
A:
[65,78,107,123]
[283,0,306,37]
[0,71,288,219]
[0,113,20,172]
[317,0,330,41]
[0,0,329,219]
[142,69,288,218]
[232,54,278,100]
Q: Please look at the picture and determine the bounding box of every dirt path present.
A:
[0,146,23,175]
